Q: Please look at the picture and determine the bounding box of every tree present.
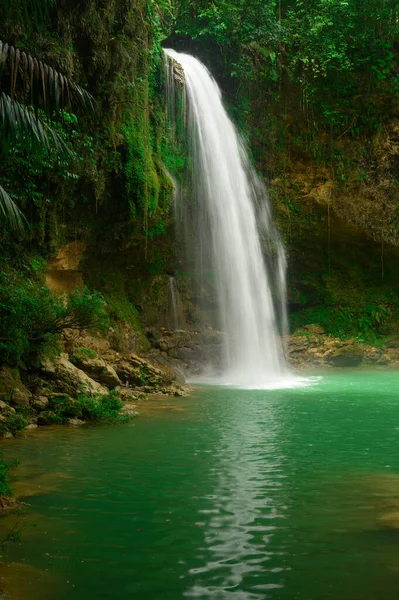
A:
[0,39,94,230]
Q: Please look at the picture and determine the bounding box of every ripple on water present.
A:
[3,370,399,600]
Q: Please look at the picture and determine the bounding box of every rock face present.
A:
[0,367,32,406]
[327,345,364,367]
[146,327,224,375]
[286,326,396,368]
[45,241,87,292]
[59,357,107,395]
[45,356,107,397]
[30,396,49,411]
[70,353,121,388]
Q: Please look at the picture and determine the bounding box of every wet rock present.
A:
[24,423,38,430]
[67,418,86,426]
[116,387,147,402]
[147,351,186,384]
[50,356,107,396]
[326,345,364,367]
[173,386,189,397]
[288,335,309,353]
[115,354,172,388]
[30,396,49,411]
[70,354,121,389]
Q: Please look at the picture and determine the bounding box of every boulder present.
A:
[327,345,364,367]
[114,354,172,388]
[146,352,186,384]
[67,418,86,426]
[0,400,15,416]
[51,356,107,397]
[116,387,147,403]
[70,355,121,389]
[11,386,32,407]
[30,396,49,411]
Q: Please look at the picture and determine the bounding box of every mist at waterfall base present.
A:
[165,50,308,390]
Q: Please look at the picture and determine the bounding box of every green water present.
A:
[3,370,399,599]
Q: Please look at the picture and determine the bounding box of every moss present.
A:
[70,347,98,364]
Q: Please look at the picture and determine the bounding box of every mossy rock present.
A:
[70,347,98,365]
[37,411,64,425]
[327,345,364,367]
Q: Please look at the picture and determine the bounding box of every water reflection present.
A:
[185,392,288,598]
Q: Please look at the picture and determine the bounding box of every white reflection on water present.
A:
[184,393,289,598]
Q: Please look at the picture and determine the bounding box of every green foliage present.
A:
[0,109,95,240]
[0,184,25,231]
[0,270,108,366]
[0,453,12,497]
[122,107,174,240]
[0,40,95,119]
[0,413,28,437]
[77,391,130,424]
[70,347,98,364]
[39,391,132,425]
[0,38,94,229]
[105,295,141,329]
[175,0,399,140]
[0,92,69,157]
[291,304,391,342]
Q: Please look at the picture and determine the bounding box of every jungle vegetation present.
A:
[0,0,398,362]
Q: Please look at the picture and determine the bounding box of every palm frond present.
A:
[0,185,26,231]
[0,92,70,157]
[0,40,95,117]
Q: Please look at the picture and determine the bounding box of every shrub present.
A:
[290,304,392,341]
[0,270,109,366]
[0,453,12,498]
[0,414,28,437]
[77,391,130,424]
[39,391,132,426]
[70,346,98,364]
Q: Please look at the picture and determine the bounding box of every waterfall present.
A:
[165,49,290,387]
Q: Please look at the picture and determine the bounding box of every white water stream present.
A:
[165,49,290,387]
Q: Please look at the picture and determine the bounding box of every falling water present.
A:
[165,49,289,387]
